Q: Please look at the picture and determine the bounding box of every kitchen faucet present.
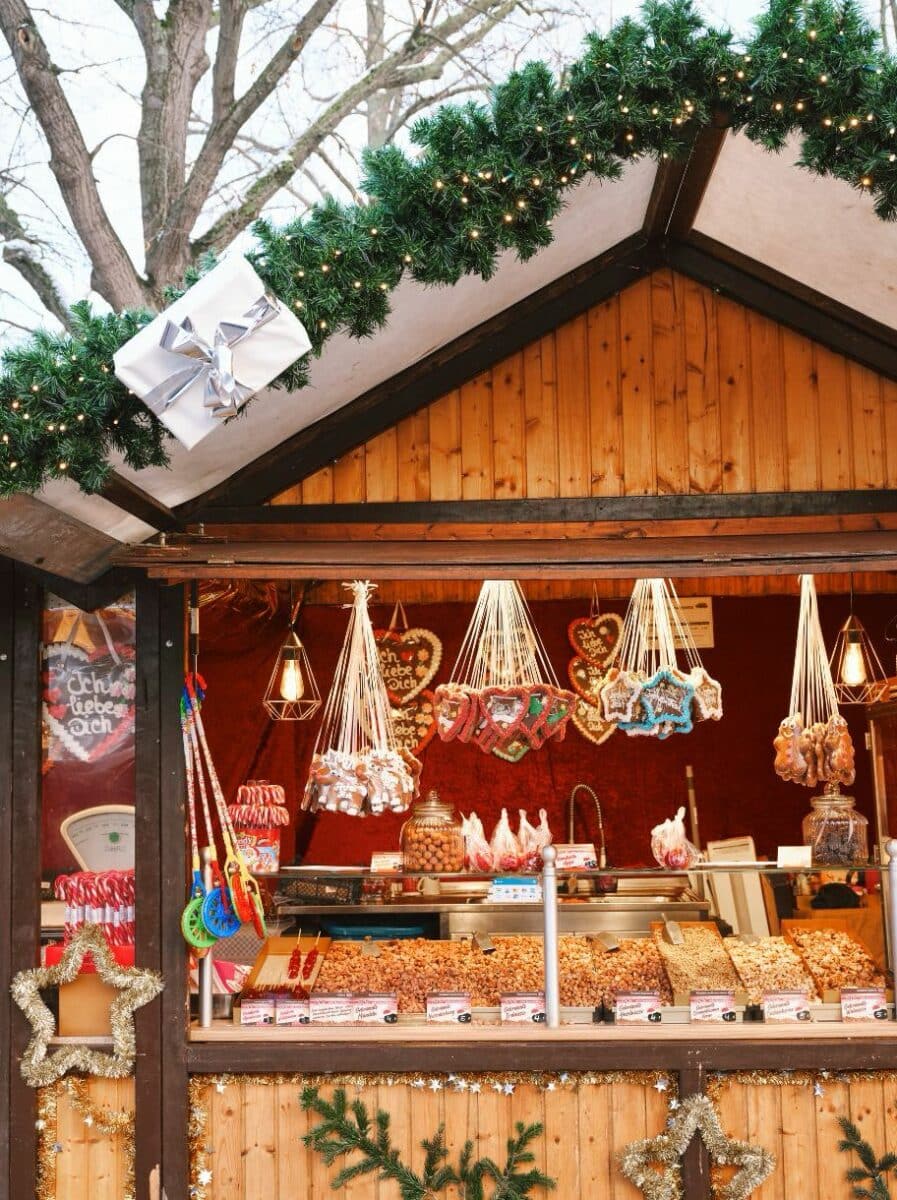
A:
[567,783,607,869]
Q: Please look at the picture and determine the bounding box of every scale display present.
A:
[59,805,136,871]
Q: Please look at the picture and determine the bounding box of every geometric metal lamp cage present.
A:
[829,612,890,706]
[262,586,322,721]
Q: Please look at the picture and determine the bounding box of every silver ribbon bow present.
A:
[142,294,279,420]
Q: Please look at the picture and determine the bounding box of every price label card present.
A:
[554,843,598,869]
[762,991,812,1023]
[615,991,662,1024]
[776,845,812,870]
[426,992,472,1024]
[500,993,546,1024]
[840,988,889,1022]
[275,997,310,1026]
[240,997,276,1026]
[309,993,356,1024]
[354,993,399,1024]
[370,852,404,873]
[690,991,737,1023]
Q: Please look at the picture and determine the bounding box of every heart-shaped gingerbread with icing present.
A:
[571,695,617,746]
[375,627,442,705]
[567,612,623,667]
[390,690,438,757]
[568,656,608,703]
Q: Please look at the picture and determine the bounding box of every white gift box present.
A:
[114,255,311,450]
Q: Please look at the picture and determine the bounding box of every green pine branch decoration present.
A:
[3,0,897,498]
[300,1085,555,1199]
[838,1116,897,1200]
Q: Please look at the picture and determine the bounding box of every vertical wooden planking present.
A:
[714,1080,749,1196]
[782,333,820,492]
[492,352,526,497]
[307,1079,337,1199]
[610,1081,648,1200]
[587,298,624,496]
[650,271,689,495]
[57,1083,90,1198]
[814,1080,850,1200]
[243,1081,278,1199]
[210,1078,244,1199]
[523,337,559,498]
[301,466,334,505]
[460,371,494,500]
[396,410,431,502]
[271,483,302,504]
[544,1084,580,1197]
[815,346,853,490]
[779,1083,819,1200]
[849,362,886,488]
[578,1081,613,1198]
[332,447,367,503]
[443,1081,477,1200]
[555,314,592,496]
[682,276,722,493]
[745,1082,785,1200]
[716,296,754,493]
[277,1077,307,1200]
[848,1076,888,1168]
[884,1078,897,1158]
[364,429,399,503]
[882,376,897,488]
[619,278,656,494]
[88,1080,123,1200]
[748,312,787,492]
[428,389,463,500]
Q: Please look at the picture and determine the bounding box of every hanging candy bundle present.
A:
[180,676,267,949]
[54,869,135,946]
[302,582,421,817]
[434,580,575,761]
[774,575,855,788]
[599,578,722,739]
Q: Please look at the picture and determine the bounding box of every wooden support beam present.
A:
[99,472,180,532]
[197,490,897,527]
[643,119,729,240]
[0,558,12,1200]
[667,234,897,383]
[181,234,663,515]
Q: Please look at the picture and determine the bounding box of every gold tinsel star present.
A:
[618,1094,775,1200]
[11,924,163,1087]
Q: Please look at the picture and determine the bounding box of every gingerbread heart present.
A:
[568,656,608,703]
[476,687,528,752]
[567,613,623,667]
[433,683,474,743]
[375,627,442,705]
[571,695,616,746]
[390,690,437,757]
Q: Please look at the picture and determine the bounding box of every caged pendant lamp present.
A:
[829,578,889,706]
[263,584,322,721]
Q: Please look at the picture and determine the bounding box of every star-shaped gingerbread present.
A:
[640,668,695,731]
[11,924,163,1086]
[618,1093,775,1200]
[690,667,723,722]
[600,670,644,725]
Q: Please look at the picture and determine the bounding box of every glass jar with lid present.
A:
[401,790,464,873]
[801,783,869,865]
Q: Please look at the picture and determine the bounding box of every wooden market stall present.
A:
[2,119,897,1200]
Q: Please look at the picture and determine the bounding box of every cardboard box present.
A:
[45,943,135,1038]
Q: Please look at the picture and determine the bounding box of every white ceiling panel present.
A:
[695,131,897,329]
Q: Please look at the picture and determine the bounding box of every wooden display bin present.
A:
[45,943,135,1038]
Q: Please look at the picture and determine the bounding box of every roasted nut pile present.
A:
[652,925,740,994]
[724,937,817,1003]
[314,935,675,1012]
[787,928,885,994]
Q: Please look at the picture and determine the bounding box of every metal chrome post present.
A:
[541,844,560,1028]
[886,839,897,1019]
[198,846,214,1029]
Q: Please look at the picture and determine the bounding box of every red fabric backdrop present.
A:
[197,592,896,868]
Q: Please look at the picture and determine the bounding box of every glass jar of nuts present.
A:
[802,783,869,865]
[401,790,465,874]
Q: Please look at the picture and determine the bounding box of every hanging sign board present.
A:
[647,597,714,650]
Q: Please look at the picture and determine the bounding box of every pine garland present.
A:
[300,1085,555,1199]
[838,1116,897,1200]
[2,0,896,499]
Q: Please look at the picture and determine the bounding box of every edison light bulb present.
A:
[841,639,867,688]
[278,643,306,705]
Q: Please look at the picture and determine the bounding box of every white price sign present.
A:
[615,991,662,1024]
[762,991,812,1023]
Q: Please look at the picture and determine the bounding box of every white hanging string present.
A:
[614,578,707,676]
[314,581,399,758]
[449,580,560,689]
[789,574,839,726]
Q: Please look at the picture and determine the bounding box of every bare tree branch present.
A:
[148,0,339,286]
[0,0,147,308]
[0,191,70,328]
[192,0,527,257]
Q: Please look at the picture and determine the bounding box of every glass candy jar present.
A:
[401,791,464,873]
[802,784,869,865]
